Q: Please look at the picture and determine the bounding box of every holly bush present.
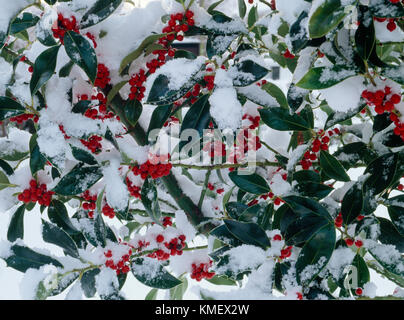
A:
[0,0,404,300]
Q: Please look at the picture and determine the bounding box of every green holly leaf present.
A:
[259,107,312,131]
[319,150,350,182]
[64,31,98,83]
[0,96,25,121]
[52,165,103,196]
[7,205,26,242]
[30,45,61,96]
[80,0,123,28]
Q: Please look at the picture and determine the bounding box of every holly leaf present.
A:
[259,107,311,131]
[319,150,350,182]
[223,219,270,248]
[0,97,25,121]
[5,244,63,272]
[30,45,61,96]
[132,258,182,289]
[64,31,98,83]
[80,0,123,29]
[228,171,270,195]
[7,205,26,242]
[42,220,79,258]
[52,165,103,196]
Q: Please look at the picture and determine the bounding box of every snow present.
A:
[215,244,267,275]
[175,211,196,242]
[65,281,83,300]
[95,267,119,297]
[0,127,30,157]
[319,76,367,113]
[102,159,129,212]
[326,248,356,280]
[145,56,206,98]
[209,87,242,130]
[0,240,12,259]
[277,0,311,26]
[0,57,12,95]
[0,0,34,39]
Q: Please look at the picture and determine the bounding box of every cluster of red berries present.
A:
[300,129,340,170]
[128,69,147,101]
[335,212,344,228]
[344,238,363,248]
[161,10,194,40]
[81,190,97,218]
[9,114,38,124]
[190,261,215,281]
[242,113,260,130]
[184,83,202,105]
[125,177,141,199]
[128,10,194,102]
[52,14,79,44]
[374,17,400,32]
[207,183,224,195]
[131,160,172,180]
[248,192,283,207]
[102,203,116,219]
[362,87,404,140]
[283,49,295,59]
[18,180,54,207]
[162,216,173,227]
[80,135,103,154]
[256,79,267,87]
[147,234,186,261]
[80,93,115,121]
[280,245,293,260]
[104,248,132,275]
[203,69,216,92]
[94,64,111,89]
